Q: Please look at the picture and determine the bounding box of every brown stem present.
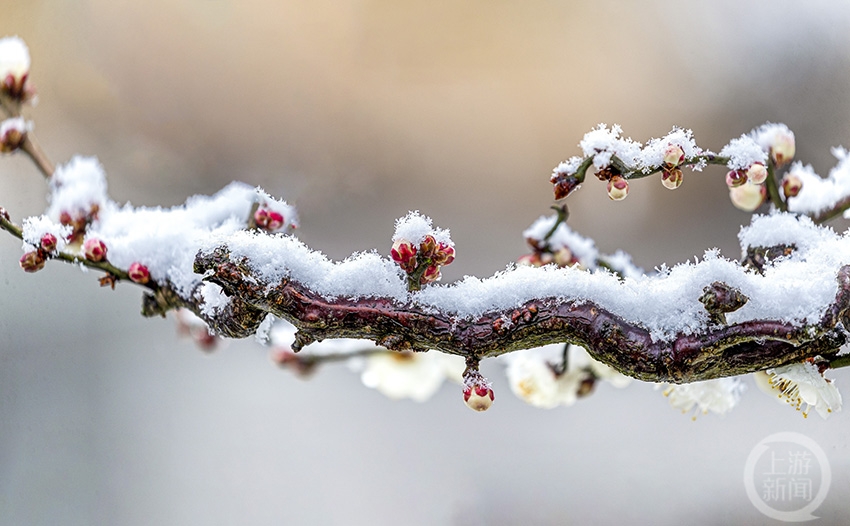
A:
[194,246,850,383]
[20,132,55,178]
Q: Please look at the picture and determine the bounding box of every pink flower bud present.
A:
[746,162,768,185]
[770,132,795,167]
[553,247,577,267]
[83,238,107,262]
[254,208,285,231]
[391,239,418,272]
[663,144,685,167]
[517,253,542,267]
[463,382,495,412]
[725,169,747,188]
[606,175,629,200]
[782,174,803,198]
[19,250,45,272]
[128,262,151,284]
[39,232,57,253]
[661,168,683,190]
[434,242,455,266]
[420,264,442,284]
[729,183,766,212]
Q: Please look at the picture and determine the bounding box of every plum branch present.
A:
[2,35,848,415]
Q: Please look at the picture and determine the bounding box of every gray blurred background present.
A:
[2,1,850,524]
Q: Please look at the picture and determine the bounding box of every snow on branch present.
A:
[1,35,848,416]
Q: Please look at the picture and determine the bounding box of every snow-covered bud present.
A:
[725,169,747,188]
[391,239,417,272]
[663,144,685,167]
[19,250,45,273]
[433,242,455,266]
[128,262,151,284]
[782,173,803,198]
[729,182,766,212]
[517,253,543,267]
[746,162,768,185]
[606,175,629,200]
[661,168,683,190]
[463,370,495,412]
[420,264,441,284]
[83,238,107,262]
[0,37,31,99]
[553,247,577,267]
[0,118,26,153]
[254,208,285,231]
[39,232,57,253]
[770,131,795,167]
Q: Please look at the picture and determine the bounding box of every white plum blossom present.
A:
[661,377,746,419]
[360,351,465,402]
[504,344,630,409]
[754,361,842,419]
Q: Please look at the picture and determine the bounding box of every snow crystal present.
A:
[20,214,71,252]
[47,156,110,220]
[579,124,642,171]
[198,282,230,317]
[601,250,644,280]
[0,117,28,137]
[392,211,453,246]
[719,134,767,170]
[254,186,298,230]
[752,123,794,153]
[523,215,599,266]
[786,148,850,217]
[552,156,584,177]
[0,36,30,80]
[637,127,706,172]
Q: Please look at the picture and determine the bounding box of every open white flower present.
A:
[504,344,630,408]
[662,378,746,419]
[360,350,464,402]
[754,361,842,419]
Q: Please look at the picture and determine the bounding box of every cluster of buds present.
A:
[391,235,455,290]
[0,36,34,102]
[18,232,58,273]
[518,242,579,269]
[661,144,685,190]
[0,117,26,153]
[253,207,285,232]
[462,367,495,412]
[726,163,770,212]
[58,205,100,243]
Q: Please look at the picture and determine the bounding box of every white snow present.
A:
[47,156,110,221]
[0,36,30,81]
[392,211,453,247]
[20,215,71,252]
[786,148,850,217]
[719,134,767,170]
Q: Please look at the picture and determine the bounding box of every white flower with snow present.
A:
[754,361,841,419]
[661,377,746,419]
[504,344,631,408]
[360,350,465,402]
[0,36,30,90]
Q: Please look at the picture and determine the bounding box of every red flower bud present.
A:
[420,264,442,284]
[19,250,45,273]
[782,174,803,198]
[607,175,629,200]
[725,169,748,188]
[254,208,285,231]
[39,233,57,253]
[434,242,455,266]
[83,238,107,262]
[463,382,495,412]
[128,262,151,284]
[391,240,417,272]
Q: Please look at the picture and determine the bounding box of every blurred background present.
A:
[2,1,850,524]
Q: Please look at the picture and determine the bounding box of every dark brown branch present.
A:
[194,247,850,383]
